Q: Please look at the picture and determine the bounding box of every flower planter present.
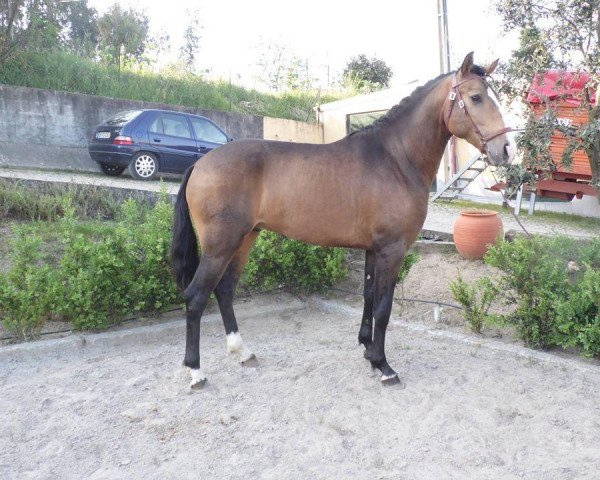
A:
[453,209,503,260]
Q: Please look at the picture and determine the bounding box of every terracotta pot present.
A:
[453,209,503,260]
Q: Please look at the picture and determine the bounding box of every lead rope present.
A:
[489,165,533,239]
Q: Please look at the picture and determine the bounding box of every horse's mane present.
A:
[350,64,487,136]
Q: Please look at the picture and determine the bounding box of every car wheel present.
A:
[129,152,158,180]
[99,162,126,177]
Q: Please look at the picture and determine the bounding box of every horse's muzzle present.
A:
[485,133,516,166]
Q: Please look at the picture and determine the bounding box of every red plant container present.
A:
[453,209,504,260]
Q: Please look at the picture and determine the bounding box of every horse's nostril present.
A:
[503,142,510,159]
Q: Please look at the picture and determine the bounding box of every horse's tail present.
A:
[172,166,199,292]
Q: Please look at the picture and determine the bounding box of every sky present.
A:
[87,0,519,90]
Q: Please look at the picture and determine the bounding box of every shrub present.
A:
[57,197,178,330]
[1,193,350,336]
[397,251,420,284]
[242,231,347,292]
[451,235,600,357]
[450,275,499,333]
[0,196,177,335]
[485,236,577,349]
[0,227,61,339]
[555,266,600,357]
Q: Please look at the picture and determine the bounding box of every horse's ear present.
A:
[460,52,474,76]
[485,59,499,76]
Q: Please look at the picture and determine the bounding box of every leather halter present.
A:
[444,73,512,154]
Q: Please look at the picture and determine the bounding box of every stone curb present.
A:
[0,300,306,363]
[313,297,600,375]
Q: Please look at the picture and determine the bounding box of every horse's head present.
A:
[445,52,515,166]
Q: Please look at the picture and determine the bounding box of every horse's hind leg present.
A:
[214,231,259,364]
[358,249,375,349]
[364,243,406,385]
[184,233,247,388]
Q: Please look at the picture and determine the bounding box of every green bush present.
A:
[0,227,61,338]
[243,231,347,292]
[451,235,600,357]
[1,194,349,337]
[56,197,179,330]
[0,196,178,335]
[450,275,499,333]
[397,251,420,284]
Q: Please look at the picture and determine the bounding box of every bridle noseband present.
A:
[444,73,512,154]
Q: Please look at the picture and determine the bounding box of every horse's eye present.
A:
[470,94,482,103]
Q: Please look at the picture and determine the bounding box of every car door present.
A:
[148,112,199,172]
[189,116,229,159]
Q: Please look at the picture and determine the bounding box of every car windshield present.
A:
[104,110,142,126]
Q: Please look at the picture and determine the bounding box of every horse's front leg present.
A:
[358,249,375,349]
[364,243,405,385]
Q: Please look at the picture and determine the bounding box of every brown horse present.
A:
[172,52,515,388]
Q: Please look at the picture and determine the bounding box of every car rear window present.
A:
[104,110,143,126]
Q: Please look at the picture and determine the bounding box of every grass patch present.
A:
[0,178,160,222]
[1,50,346,122]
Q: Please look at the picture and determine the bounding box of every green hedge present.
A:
[0,195,347,339]
[451,236,600,357]
[244,231,347,292]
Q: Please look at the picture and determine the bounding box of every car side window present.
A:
[148,114,163,134]
[161,113,193,139]
[190,118,228,144]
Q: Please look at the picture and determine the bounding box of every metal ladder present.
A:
[431,154,488,202]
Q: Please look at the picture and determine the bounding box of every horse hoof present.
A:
[241,353,257,366]
[190,378,207,389]
[381,374,403,387]
[189,368,207,389]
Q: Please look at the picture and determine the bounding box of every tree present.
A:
[0,0,24,64]
[343,54,393,92]
[179,9,201,73]
[256,40,315,91]
[0,0,66,64]
[496,0,600,202]
[58,0,99,57]
[98,4,148,75]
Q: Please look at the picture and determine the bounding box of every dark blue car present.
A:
[88,109,232,180]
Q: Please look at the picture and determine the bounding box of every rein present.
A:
[444,74,513,153]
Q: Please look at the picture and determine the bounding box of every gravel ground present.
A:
[1,294,600,480]
[424,201,600,240]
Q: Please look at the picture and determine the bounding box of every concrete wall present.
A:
[0,85,263,173]
[263,117,323,143]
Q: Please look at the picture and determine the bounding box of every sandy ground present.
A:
[1,293,600,480]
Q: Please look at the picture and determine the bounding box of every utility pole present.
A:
[437,0,451,74]
[437,0,451,189]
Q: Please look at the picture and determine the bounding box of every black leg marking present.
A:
[183,251,240,386]
[363,244,406,385]
[358,250,375,349]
